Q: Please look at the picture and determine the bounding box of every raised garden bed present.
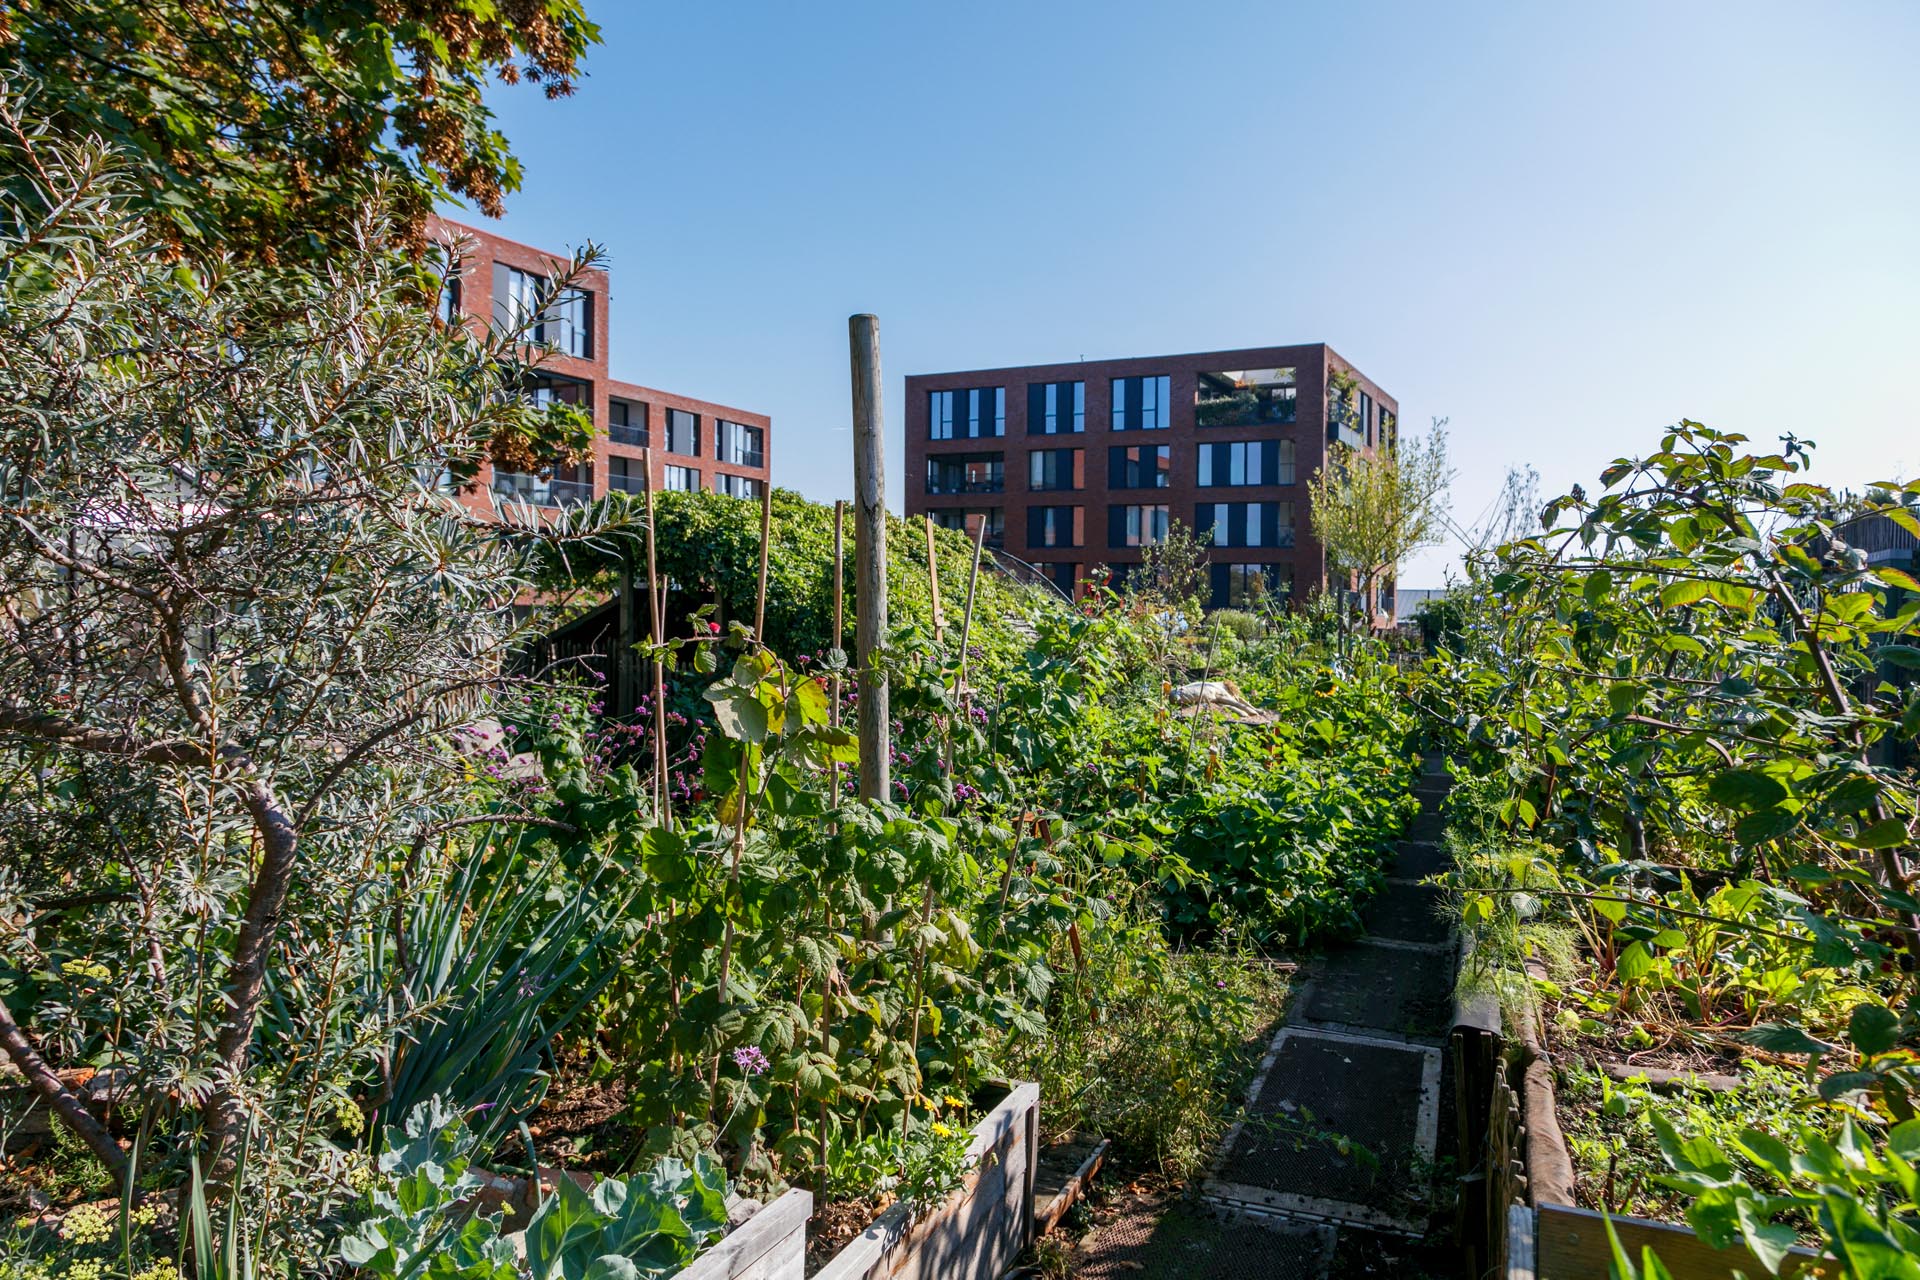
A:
[812,1082,1037,1280]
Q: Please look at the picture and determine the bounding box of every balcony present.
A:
[609,423,648,448]
[492,470,592,508]
[607,472,646,495]
[925,477,1005,496]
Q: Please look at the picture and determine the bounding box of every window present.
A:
[1197,439,1294,487]
[1110,375,1170,430]
[433,247,463,323]
[1026,381,1085,434]
[1195,367,1296,427]
[1108,445,1170,489]
[926,453,1004,495]
[1359,390,1375,447]
[1028,448,1081,492]
[717,420,764,468]
[665,408,700,456]
[1195,501,1296,548]
[609,399,648,448]
[929,387,1005,440]
[663,465,701,492]
[1210,564,1290,609]
[930,508,1004,547]
[1379,409,1397,453]
[492,264,592,358]
[1109,504,1170,548]
[1044,562,1078,597]
[608,454,645,494]
[715,473,761,499]
[1027,505,1083,549]
[525,372,590,412]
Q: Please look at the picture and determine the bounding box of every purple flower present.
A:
[732,1046,770,1076]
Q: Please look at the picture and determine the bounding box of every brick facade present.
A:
[905,345,1395,608]
[430,216,771,509]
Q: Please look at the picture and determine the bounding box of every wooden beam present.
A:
[848,314,889,802]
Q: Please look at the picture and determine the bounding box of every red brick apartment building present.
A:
[904,346,1395,609]
[431,217,770,507]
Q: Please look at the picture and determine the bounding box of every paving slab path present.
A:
[1064,754,1464,1279]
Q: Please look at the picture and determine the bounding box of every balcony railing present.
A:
[609,423,648,448]
[925,477,1005,495]
[607,472,645,495]
[492,470,592,508]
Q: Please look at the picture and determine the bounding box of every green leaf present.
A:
[1734,806,1801,844]
[1707,769,1789,812]
[1853,818,1912,850]
[1875,566,1920,593]
[1876,646,1920,671]
[1615,940,1654,982]
[1738,1022,1836,1056]
[1734,1197,1797,1277]
[1660,579,1711,607]
[1849,1003,1903,1056]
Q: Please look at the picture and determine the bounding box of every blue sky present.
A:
[464,1,1920,585]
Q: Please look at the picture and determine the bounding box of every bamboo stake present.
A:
[955,517,988,706]
[642,448,669,826]
[713,507,778,1115]
[819,500,846,1195]
[923,514,945,644]
[755,482,773,640]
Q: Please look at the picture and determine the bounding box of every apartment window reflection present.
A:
[1027,505,1083,549]
[931,507,1004,547]
[926,453,1004,495]
[1196,501,1295,548]
[1026,381,1085,434]
[1197,439,1294,487]
[663,465,701,492]
[929,387,1005,440]
[1028,448,1081,492]
[609,399,648,448]
[1108,504,1169,548]
[716,420,764,468]
[665,409,700,456]
[492,264,592,359]
[715,473,761,499]
[1110,375,1170,430]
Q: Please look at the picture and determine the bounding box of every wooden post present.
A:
[617,554,636,718]
[922,514,945,644]
[849,314,890,802]
[754,482,773,641]
[641,448,670,825]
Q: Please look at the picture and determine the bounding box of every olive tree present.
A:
[1307,419,1453,624]
[0,104,625,1192]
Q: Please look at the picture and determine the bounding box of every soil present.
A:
[804,1191,895,1274]
[524,1078,634,1171]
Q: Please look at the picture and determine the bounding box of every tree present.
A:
[0,0,599,259]
[0,104,625,1188]
[1307,418,1453,624]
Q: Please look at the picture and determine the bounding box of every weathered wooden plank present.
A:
[1536,1202,1830,1280]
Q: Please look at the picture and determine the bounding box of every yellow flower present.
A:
[929,1122,953,1139]
[58,1203,112,1247]
[134,1261,181,1280]
[62,1262,106,1280]
[130,1203,160,1228]
[334,1096,365,1137]
[942,1096,965,1110]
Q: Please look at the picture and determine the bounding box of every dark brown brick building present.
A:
[431,217,770,509]
[905,345,1395,608]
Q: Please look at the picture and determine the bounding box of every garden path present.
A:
[1064,754,1462,1279]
